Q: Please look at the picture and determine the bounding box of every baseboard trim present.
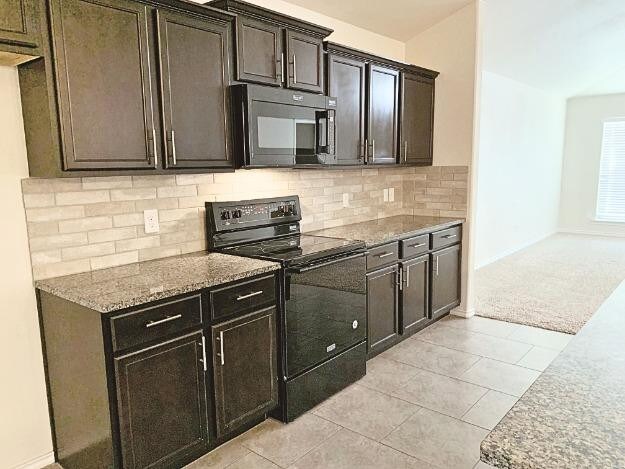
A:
[557,228,625,238]
[451,306,475,318]
[475,231,555,269]
[12,452,55,469]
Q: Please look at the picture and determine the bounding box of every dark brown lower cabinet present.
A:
[366,264,399,355]
[212,307,278,438]
[431,244,461,319]
[400,254,429,334]
[114,331,209,469]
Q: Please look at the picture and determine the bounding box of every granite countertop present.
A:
[35,252,280,313]
[481,280,625,468]
[310,215,464,247]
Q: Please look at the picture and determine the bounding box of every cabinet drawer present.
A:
[111,295,202,352]
[210,275,276,320]
[431,226,461,250]
[366,243,399,271]
[400,234,429,259]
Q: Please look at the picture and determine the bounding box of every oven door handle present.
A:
[286,251,367,274]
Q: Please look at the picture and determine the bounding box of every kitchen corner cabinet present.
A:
[212,307,278,438]
[399,72,435,165]
[38,272,279,469]
[210,0,330,94]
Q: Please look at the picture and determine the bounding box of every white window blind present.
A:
[596,119,625,222]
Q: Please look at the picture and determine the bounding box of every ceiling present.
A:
[482,0,625,97]
[280,0,473,41]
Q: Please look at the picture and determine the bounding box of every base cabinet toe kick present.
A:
[38,272,280,469]
[366,223,462,358]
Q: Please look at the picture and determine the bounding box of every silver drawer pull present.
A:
[377,252,394,258]
[216,331,225,366]
[236,290,263,301]
[408,242,427,248]
[145,314,182,328]
[442,234,457,239]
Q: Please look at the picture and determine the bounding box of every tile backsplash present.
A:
[22,166,468,279]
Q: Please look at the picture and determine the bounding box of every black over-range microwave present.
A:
[231,84,337,167]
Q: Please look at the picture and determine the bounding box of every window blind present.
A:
[596,119,625,222]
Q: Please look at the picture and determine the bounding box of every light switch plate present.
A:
[342,193,350,208]
[389,187,395,202]
[383,188,389,202]
[143,209,160,234]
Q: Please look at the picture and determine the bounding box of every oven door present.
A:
[284,251,367,378]
[249,101,333,166]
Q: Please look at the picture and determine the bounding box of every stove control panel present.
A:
[212,197,301,228]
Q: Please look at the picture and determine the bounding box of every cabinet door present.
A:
[157,10,232,169]
[285,30,323,93]
[212,307,278,438]
[0,0,39,48]
[115,332,209,469]
[400,72,434,165]
[50,0,159,170]
[400,255,429,334]
[431,244,461,319]
[367,64,399,165]
[366,265,399,356]
[235,16,282,86]
[327,53,366,165]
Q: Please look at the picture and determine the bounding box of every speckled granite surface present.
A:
[481,280,625,468]
[35,252,280,313]
[310,215,463,247]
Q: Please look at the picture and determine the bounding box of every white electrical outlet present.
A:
[383,188,389,202]
[342,193,350,208]
[389,187,395,202]
[143,209,160,234]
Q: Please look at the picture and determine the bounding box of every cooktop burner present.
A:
[222,234,363,264]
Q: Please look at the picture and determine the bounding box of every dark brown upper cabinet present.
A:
[0,0,42,64]
[327,53,366,165]
[49,0,159,171]
[209,0,332,94]
[367,63,400,165]
[285,29,324,93]
[400,72,435,165]
[157,9,232,169]
[211,306,278,438]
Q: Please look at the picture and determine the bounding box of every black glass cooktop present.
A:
[222,234,365,265]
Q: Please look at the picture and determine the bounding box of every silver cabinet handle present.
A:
[408,242,426,249]
[216,331,225,366]
[145,313,182,328]
[435,256,439,276]
[364,138,369,163]
[377,252,394,258]
[236,290,263,301]
[171,130,177,166]
[404,141,408,162]
[398,267,403,291]
[442,234,457,239]
[370,139,375,159]
[149,128,158,166]
[293,54,297,84]
[199,336,207,372]
[279,52,285,83]
[405,264,410,288]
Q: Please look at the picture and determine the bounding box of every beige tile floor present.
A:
[47,315,573,469]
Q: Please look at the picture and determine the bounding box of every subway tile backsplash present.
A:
[22,166,468,279]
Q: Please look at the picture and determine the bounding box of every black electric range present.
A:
[206,196,367,422]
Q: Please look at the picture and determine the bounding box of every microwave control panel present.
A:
[216,198,299,226]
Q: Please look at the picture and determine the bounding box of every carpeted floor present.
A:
[475,233,625,334]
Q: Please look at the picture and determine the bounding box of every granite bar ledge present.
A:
[35,252,280,313]
[480,279,625,468]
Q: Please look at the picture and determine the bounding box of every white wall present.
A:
[559,93,625,237]
[404,3,477,167]
[0,66,54,468]
[474,71,566,268]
